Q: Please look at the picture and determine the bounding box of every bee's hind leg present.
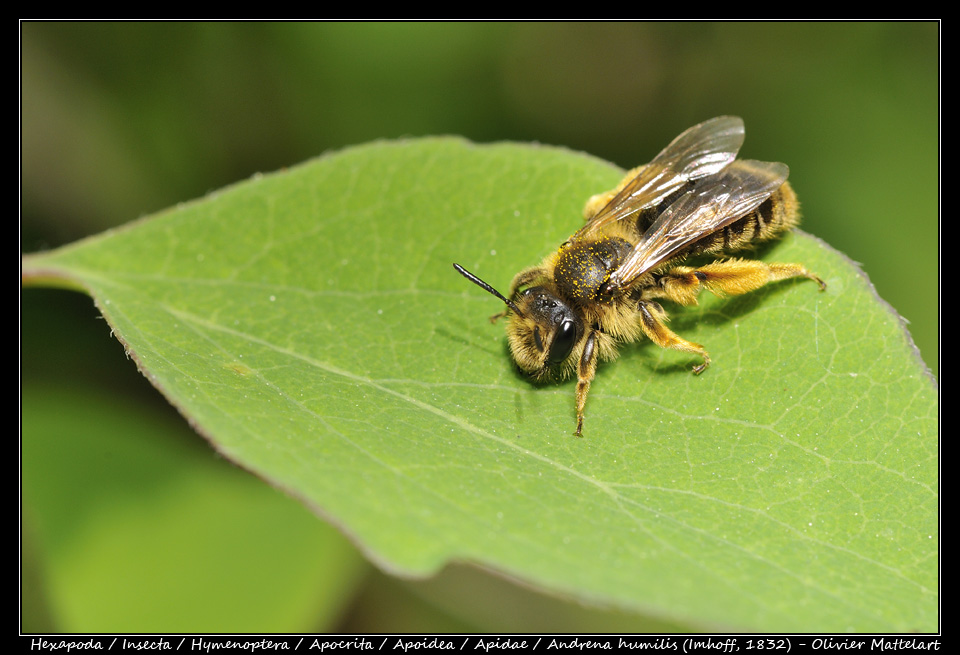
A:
[649,258,825,307]
[636,259,824,374]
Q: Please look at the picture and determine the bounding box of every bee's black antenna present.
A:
[452,263,525,318]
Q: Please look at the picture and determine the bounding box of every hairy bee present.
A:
[454,116,825,436]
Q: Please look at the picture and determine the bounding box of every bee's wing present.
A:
[576,116,745,240]
[608,159,789,291]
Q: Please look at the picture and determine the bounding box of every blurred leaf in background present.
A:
[21,22,937,633]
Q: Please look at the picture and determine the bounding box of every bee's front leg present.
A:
[488,310,508,324]
[575,330,598,437]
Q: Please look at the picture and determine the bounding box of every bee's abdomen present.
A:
[684,181,800,257]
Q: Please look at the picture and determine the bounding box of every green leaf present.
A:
[22,137,937,631]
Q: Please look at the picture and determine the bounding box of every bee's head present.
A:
[453,263,584,378]
[506,286,584,378]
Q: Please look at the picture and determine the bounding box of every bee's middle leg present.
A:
[637,300,711,374]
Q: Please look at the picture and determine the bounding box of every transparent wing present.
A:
[576,116,745,240]
[607,159,789,291]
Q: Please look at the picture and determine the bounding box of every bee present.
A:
[454,116,825,436]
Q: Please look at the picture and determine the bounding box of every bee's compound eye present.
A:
[547,320,577,365]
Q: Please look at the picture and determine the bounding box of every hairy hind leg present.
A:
[647,258,825,307]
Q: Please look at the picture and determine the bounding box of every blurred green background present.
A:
[21,22,938,632]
